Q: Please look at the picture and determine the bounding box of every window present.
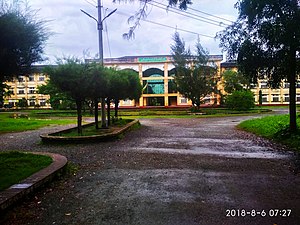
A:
[143,75,164,94]
[39,76,45,81]
[29,99,35,106]
[250,83,257,89]
[284,94,289,102]
[272,94,279,102]
[40,99,46,106]
[180,98,188,104]
[260,82,268,89]
[284,83,290,89]
[29,87,35,94]
[18,89,25,94]
[18,76,24,82]
[29,75,34,81]
[297,95,300,102]
[262,94,268,102]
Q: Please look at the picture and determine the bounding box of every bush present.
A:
[16,97,28,108]
[225,90,255,111]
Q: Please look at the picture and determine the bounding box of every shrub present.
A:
[225,90,255,111]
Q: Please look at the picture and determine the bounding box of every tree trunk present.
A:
[195,99,201,111]
[289,48,297,132]
[76,99,83,135]
[89,101,94,115]
[107,98,111,126]
[101,97,107,128]
[115,99,119,119]
[0,81,5,108]
[94,98,99,129]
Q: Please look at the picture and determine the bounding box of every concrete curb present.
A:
[0,152,67,212]
[40,119,140,143]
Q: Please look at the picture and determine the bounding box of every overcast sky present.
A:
[28,0,239,63]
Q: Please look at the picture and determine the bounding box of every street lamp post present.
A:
[81,1,116,128]
[97,0,106,128]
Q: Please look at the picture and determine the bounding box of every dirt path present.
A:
[1,116,300,225]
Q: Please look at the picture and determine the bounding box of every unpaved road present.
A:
[1,116,300,225]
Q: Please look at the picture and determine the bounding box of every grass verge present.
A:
[0,107,270,133]
[0,112,76,133]
[53,119,134,137]
[0,151,53,191]
[238,114,300,151]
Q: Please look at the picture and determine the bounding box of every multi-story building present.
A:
[102,55,223,107]
[9,54,296,108]
[4,66,51,108]
[220,61,300,105]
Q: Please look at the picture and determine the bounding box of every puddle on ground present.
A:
[136,137,291,159]
[133,147,290,159]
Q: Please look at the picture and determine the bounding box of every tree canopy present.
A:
[218,0,300,131]
[0,0,48,107]
[171,32,217,108]
[44,58,142,133]
[44,58,92,134]
[0,1,48,79]
[38,80,75,110]
[221,70,249,94]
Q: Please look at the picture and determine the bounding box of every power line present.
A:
[114,10,216,38]
[103,7,112,57]
[84,0,96,8]
[143,18,215,38]
[184,4,235,23]
[149,1,230,27]
[152,0,234,24]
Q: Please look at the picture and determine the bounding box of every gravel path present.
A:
[1,115,300,225]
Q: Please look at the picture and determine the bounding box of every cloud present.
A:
[28,0,238,63]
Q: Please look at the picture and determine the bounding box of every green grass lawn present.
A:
[0,112,76,133]
[0,107,270,133]
[117,107,270,119]
[238,114,300,151]
[0,151,53,191]
[54,119,134,137]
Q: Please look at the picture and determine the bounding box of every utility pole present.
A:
[97,0,106,128]
[81,2,116,128]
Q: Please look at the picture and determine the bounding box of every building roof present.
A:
[85,54,224,64]
[220,60,237,68]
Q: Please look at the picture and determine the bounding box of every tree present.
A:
[44,58,91,134]
[38,80,76,110]
[221,70,249,94]
[16,97,28,108]
[109,68,142,119]
[225,90,255,111]
[0,1,48,106]
[258,90,263,106]
[87,64,110,129]
[171,32,217,109]
[218,0,300,132]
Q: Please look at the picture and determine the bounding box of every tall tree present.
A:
[218,0,300,132]
[171,32,217,109]
[0,0,48,106]
[44,58,91,134]
[87,64,110,129]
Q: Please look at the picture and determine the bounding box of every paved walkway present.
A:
[1,115,300,225]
